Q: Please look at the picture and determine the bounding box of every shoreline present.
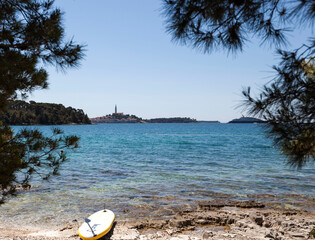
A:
[1,200,314,240]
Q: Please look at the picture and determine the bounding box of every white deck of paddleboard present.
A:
[78,209,115,240]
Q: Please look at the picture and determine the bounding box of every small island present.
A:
[228,116,265,123]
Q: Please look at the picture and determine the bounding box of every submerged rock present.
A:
[198,200,265,210]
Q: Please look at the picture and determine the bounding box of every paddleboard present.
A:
[78,209,115,240]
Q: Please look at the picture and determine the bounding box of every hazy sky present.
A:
[29,0,312,122]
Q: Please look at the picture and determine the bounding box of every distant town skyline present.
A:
[28,0,312,123]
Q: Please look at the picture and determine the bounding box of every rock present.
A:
[202,232,213,239]
[139,235,148,240]
[166,228,181,235]
[250,214,264,226]
[177,234,191,240]
[169,219,192,228]
[133,221,148,230]
[247,223,256,229]
[148,220,168,229]
[235,200,265,208]
[283,211,297,216]
[235,220,247,228]
[288,232,306,238]
[265,231,276,239]
[187,226,196,231]
[198,200,265,210]
[254,216,264,226]
[170,237,183,240]
[198,201,226,210]
[195,219,209,225]
[227,217,235,224]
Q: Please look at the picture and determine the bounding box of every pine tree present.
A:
[162,0,314,167]
[0,0,84,203]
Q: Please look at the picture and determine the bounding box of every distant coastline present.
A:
[90,105,213,124]
[90,112,265,124]
[198,120,220,123]
[90,115,201,124]
[2,101,266,125]
[89,110,221,123]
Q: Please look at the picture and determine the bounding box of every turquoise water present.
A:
[1,123,314,226]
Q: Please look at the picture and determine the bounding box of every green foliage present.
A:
[163,0,314,167]
[0,0,84,109]
[0,124,79,204]
[0,0,84,202]
[243,53,315,168]
[163,0,313,54]
[1,100,91,125]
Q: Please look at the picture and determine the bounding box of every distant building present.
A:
[113,104,123,115]
[90,105,142,123]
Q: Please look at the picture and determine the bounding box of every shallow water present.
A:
[1,123,314,227]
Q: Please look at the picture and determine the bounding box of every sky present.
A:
[29,0,312,123]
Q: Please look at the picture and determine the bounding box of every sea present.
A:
[0,123,314,227]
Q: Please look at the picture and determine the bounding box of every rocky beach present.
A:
[2,124,314,240]
[1,200,314,240]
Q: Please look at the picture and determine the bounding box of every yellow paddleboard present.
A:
[78,209,115,240]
